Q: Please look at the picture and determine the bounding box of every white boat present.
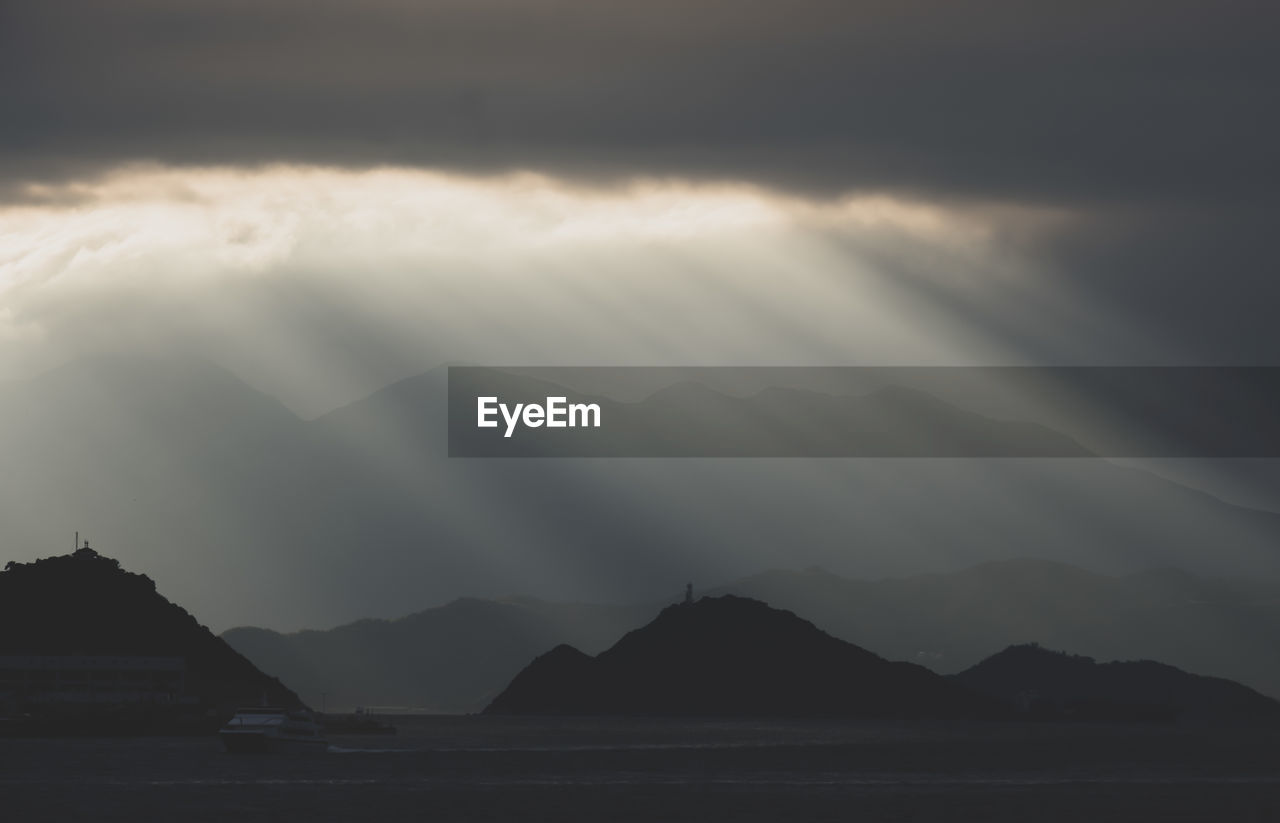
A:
[219,707,329,753]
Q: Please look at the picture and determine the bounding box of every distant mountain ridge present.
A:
[715,558,1280,697]
[485,595,999,718]
[952,644,1280,724]
[223,597,653,712]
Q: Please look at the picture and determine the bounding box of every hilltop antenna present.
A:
[75,531,78,552]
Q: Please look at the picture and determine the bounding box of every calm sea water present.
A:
[2,717,1278,821]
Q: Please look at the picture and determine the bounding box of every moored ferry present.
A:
[219,707,328,753]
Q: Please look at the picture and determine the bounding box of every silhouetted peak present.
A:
[0,545,299,709]
[539,643,594,664]
[955,643,1280,724]
[3,545,148,588]
[666,593,776,614]
[980,643,1097,667]
[487,594,996,717]
[620,595,835,656]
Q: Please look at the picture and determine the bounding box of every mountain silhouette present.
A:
[484,595,998,717]
[952,644,1280,724]
[718,559,1280,699]
[222,558,1280,712]
[0,546,299,714]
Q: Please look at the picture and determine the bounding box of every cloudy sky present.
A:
[2,0,1275,415]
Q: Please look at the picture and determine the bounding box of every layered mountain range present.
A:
[224,559,1280,712]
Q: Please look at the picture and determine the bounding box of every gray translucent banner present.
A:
[447,367,1280,457]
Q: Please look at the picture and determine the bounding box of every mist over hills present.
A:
[1,355,1279,634]
[224,598,653,713]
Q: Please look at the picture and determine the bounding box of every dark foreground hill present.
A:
[953,644,1280,724]
[0,546,299,719]
[719,559,1280,699]
[484,595,997,717]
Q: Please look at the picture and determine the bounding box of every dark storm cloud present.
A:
[2,0,1276,367]
[1,0,1275,206]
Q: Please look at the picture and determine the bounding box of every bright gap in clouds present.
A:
[0,164,1081,416]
